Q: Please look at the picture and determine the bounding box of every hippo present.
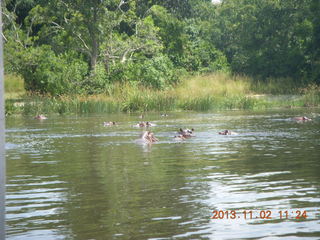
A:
[34,114,47,120]
[137,121,155,127]
[219,130,237,135]
[174,134,186,140]
[141,131,158,143]
[104,121,116,126]
[178,128,195,138]
[292,116,312,122]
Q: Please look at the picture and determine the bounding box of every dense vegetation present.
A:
[3,0,319,96]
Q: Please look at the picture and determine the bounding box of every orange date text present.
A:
[210,210,308,220]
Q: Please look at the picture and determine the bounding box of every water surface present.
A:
[5,109,320,239]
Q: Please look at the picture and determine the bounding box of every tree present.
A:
[214,0,317,82]
[308,0,320,84]
[31,0,127,70]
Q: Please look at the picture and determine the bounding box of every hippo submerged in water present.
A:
[104,121,116,126]
[219,130,238,135]
[292,116,312,122]
[177,128,195,138]
[34,114,47,120]
[174,134,187,140]
[136,121,156,127]
[140,131,158,143]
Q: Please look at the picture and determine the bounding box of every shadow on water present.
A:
[5,109,320,239]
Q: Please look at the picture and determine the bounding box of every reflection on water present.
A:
[5,110,320,239]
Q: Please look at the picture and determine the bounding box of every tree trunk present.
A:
[90,37,98,70]
[89,6,99,70]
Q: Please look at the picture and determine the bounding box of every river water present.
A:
[5,109,320,239]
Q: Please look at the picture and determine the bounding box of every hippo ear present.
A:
[191,128,194,131]
[179,128,183,131]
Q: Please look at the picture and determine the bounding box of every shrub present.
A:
[137,55,178,89]
[181,41,230,73]
[108,55,178,90]
[82,62,111,94]
[18,45,88,95]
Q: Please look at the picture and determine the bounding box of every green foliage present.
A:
[17,45,88,95]
[3,0,320,97]
[5,73,320,115]
[100,15,162,72]
[5,100,18,116]
[214,0,318,83]
[107,62,128,83]
[82,62,110,94]
[136,0,194,19]
[3,30,29,73]
[149,5,185,61]
[179,19,230,73]
[135,55,178,89]
[108,55,178,89]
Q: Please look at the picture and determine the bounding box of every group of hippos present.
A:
[34,114,313,144]
[103,119,198,143]
[104,114,241,143]
[101,115,313,144]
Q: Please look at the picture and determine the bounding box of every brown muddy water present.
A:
[5,109,320,240]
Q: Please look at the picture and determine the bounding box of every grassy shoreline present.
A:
[5,73,320,116]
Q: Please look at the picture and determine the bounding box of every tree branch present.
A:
[118,0,130,12]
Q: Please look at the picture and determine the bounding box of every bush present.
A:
[82,62,111,94]
[136,55,178,89]
[108,55,178,90]
[18,45,88,95]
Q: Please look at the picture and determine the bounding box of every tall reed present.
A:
[4,72,320,115]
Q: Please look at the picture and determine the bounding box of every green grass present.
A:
[18,95,121,115]
[300,84,320,107]
[4,74,25,99]
[176,73,260,111]
[175,73,251,97]
[4,72,320,116]
[250,77,301,94]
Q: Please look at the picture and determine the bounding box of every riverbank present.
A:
[5,73,320,116]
